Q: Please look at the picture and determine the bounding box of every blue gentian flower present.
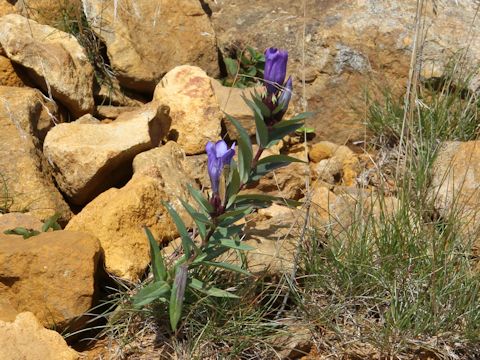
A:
[206,140,235,194]
[264,48,288,95]
[262,48,293,125]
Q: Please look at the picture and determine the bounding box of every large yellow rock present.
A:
[430,141,480,249]
[153,66,222,154]
[67,142,197,280]
[0,86,72,221]
[0,231,101,331]
[83,0,219,93]
[43,104,171,205]
[0,55,25,87]
[0,312,79,360]
[0,14,94,117]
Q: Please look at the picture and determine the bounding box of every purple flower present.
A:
[206,140,236,194]
[264,48,288,95]
[277,76,293,109]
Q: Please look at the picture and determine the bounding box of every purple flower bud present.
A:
[264,48,288,95]
[277,76,293,110]
[206,140,236,194]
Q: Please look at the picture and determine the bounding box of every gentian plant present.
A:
[133,47,313,331]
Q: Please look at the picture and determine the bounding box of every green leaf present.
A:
[132,281,170,308]
[217,206,253,227]
[288,112,316,121]
[189,278,239,298]
[295,126,316,134]
[201,261,251,276]
[252,155,305,180]
[41,213,61,232]
[218,238,255,251]
[267,120,305,146]
[3,227,41,239]
[169,265,188,331]
[226,114,252,183]
[179,199,209,241]
[163,201,195,259]
[234,194,302,208]
[226,165,241,201]
[187,184,213,214]
[242,97,269,148]
[224,57,239,77]
[144,227,167,282]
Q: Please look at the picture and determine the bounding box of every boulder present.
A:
[211,79,258,138]
[0,86,72,221]
[67,142,197,281]
[153,66,222,154]
[208,0,480,144]
[82,0,219,93]
[0,312,79,360]
[309,141,361,186]
[0,14,94,117]
[0,55,26,87]
[429,141,480,248]
[0,0,15,18]
[0,231,101,331]
[43,104,171,205]
[310,185,400,238]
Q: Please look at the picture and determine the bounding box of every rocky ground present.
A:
[0,1,479,359]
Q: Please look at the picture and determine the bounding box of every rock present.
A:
[0,86,72,221]
[153,66,222,154]
[429,141,480,248]
[211,79,258,138]
[0,231,101,331]
[0,14,94,117]
[43,104,171,205]
[132,141,197,230]
[274,324,313,359]
[83,0,219,93]
[94,77,147,108]
[67,142,197,280]
[209,0,480,144]
[0,312,79,360]
[0,297,17,322]
[248,160,309,200]
[310,141,360,186]
[310,185,399,238]
[0,1,16,18]
[96,106,139,120]
[0,55,26,87]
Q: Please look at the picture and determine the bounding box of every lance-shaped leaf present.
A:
[201,261,251,276]
[163,201,195,259]
[179,199,209,241]
[217,206,253,227]
[267,118,305,147]
[217,238,255,251]
[251,154,305,181]
[132,281,170,308]
[288,112,316,121]
[234,194,302,208]
[243,96,269,148]
[144,226,167,282]
[169,265,188,331]
[226,165,241,202]
[226,114,252,184]
[189,278,239,298]
[187,184,213,214]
